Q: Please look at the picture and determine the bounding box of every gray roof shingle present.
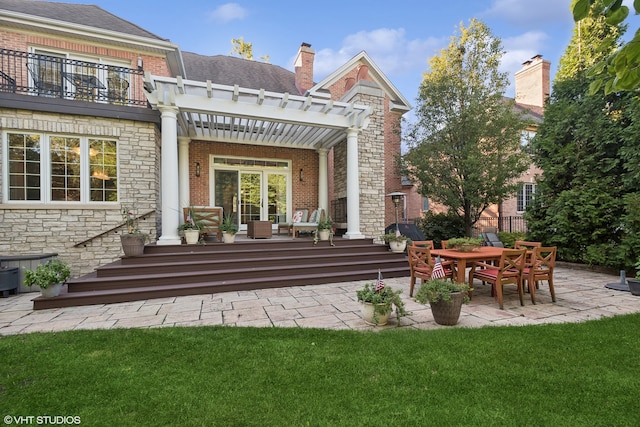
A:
[182,52,300,94]
[0,0,166,40]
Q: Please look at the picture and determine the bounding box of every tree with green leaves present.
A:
[231,37,270,63]
[571,0,640,93]
[526,1,640,269]
[402,19,530,236]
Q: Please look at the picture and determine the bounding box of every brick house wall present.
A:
[188,140,319,212]
[0,23,171,278]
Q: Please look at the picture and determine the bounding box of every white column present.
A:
[317,148,329,216]
[157,107,182,245]
[178,137,191,225]
[343,128,364,239]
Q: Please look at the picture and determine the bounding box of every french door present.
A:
[212,159,289,231]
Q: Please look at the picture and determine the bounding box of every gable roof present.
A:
[0,0,165,40]
[310,51,411,113]
[182,52,299,94]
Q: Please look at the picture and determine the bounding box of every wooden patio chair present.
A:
[411,240,434,250]
[407,245,456,297]
[515,240,542,275]
[468,248,527,309]
[184,206,223,242]
[522,246,557,304]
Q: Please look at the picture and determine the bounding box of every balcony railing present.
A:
[0,49,147,107]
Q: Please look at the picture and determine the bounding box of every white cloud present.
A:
[483,0,572,27]
[500,31,550,95]
[308,28,442,82]
[208,3,248,23]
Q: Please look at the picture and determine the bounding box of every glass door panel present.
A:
[267,173,287,225]
[240,172,261,226]
[214,169,238,224]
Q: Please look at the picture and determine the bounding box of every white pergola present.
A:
[143,74,371,244]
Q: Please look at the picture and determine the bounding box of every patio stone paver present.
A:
[0,267,638,335]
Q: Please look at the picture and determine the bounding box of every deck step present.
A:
[32,238,410,310]
[33,266,410,310]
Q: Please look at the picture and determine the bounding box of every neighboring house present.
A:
[405,55,548,232]
[0,0,410,277]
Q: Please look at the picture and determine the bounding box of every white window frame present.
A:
[517,182,536,213]
[2,131,119,204]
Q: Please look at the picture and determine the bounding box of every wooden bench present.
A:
[184,207,223,242]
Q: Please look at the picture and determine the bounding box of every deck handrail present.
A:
[74,209,156,248]
[0,48,147,107]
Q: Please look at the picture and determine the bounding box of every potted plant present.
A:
[415,278,471,326]
[446,237,483,252]
[314,216,335,245]
[356,281,410,326]
[220,214,239,243]
[24,258,71,298]
[178,207,204,244]
[627,258,640,296]
[382,232,411,253]
[120,206,148,256]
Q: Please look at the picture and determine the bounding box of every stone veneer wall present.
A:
[0,109,159,278]
[340,81,386,239]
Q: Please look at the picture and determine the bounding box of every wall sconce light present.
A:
[195,162,201,177]
[137,56,143,70]
[299,168,304,182]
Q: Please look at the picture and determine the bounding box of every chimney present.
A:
[514,54,550,108]
[294,42,314,95]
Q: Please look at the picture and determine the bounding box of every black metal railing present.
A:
[474,216,528,233]
[0,49,147,107]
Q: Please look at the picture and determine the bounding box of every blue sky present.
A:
[49,0,637,106]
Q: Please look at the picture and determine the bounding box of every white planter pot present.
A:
[360,302,391,326]
[40,282,62,298]
[223,232,236,244]
[184,229,199,244]
[318,229,331,241]
[389,240,407,253]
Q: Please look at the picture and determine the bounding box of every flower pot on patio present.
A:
[222,232,236,244]
[183,229,199,244]
[389,240,407,253]
[120,233,146,257]
[360,302,391,326]
[318,229,331,241]
[429,292,465,325]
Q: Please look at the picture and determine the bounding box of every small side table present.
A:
[247,221,273,239]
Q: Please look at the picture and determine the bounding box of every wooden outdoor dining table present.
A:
[430,246,507,284]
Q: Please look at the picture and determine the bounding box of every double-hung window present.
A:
[5,132,118,203]
[517,183,536,213]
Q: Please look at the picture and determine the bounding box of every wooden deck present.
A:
[32,237,409,310]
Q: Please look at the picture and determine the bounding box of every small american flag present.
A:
[375,269,385,292]
[432,256,446,279]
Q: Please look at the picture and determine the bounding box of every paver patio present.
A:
[0,266,637,335]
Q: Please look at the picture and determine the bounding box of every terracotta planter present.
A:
[429,291,465,326]
[120,234,146,257]
[360,302,391,326]
[184,229,199,244]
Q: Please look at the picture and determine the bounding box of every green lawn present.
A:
[2,314,639,426]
